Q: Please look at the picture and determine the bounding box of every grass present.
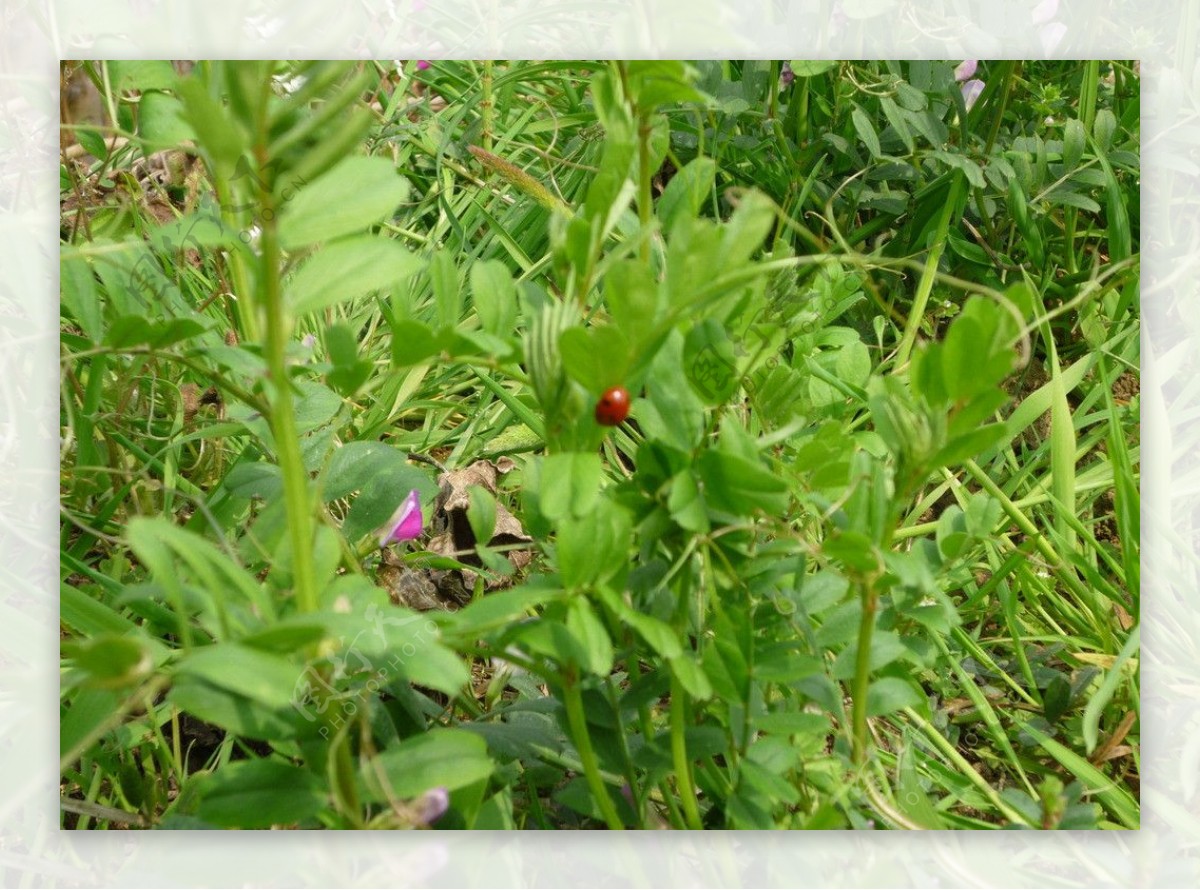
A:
[59,59,1139,831]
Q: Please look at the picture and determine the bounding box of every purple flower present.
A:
[378,489,423,547]
[960,79,986,111]
[413,786,449,826]
[415,60,431,71]
[779,62,794,89]
[954,59,978,83]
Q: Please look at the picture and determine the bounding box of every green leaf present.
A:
[168,676,312,740]
[239,622,330,655]
[278,156,411,249]
[539,452,602,521]
[139,90,195,150]
[1062,118,1086,171]
[175,77,245,174]
[60,687,120,761]
[288,235,424,316]
[1044,187,1101,213]
[430,250,462,328]
[559,325,631,392]
[61,256,103,343]
[822,530,878,574]
[148,209,240,253]
[669,653,713,700]
[104,316,208,349]
[880,95,914,153]
[683,319,740,405]
[604,260,659,347]
[323,323,373,396]
[1095,144,1131,263]
[832,630,910,680]
[935,505,968,560]
[896,742,945,828]
[721,189,776,265]
[851,105,882,159]
[365,728,495,800]
[658,156,716,232]
[194,759,326,828]
[471,259,517,335]
[565,597,614,675]
[174,644,304,711]
[63,635,153,689]
[1092,109,1117,152]
[621,611,682,659]
[866,677,924,717]
[1043,674,1072,724]
[667,471,709,533]
[557,500,631,588]
[467,485,497,545]
[930,423,1008,469]
[390,320,439,366]
[111,60,178,91]
[789,61,837,78]
[323,441,432,502]
[443,583,564,638]
[696,449,789,516]
[626,60,708,108]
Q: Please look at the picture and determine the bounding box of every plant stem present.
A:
[670,674,704,829]
[636,108,654,264]
[628,658,688,829]
[981,62,1019,161]
[481,60,494,152]
[257,185,319,615]
[850,579,877,764]
[562,674,624,829]
[895,171,964,368]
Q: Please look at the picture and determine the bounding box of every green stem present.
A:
[1079,60,1100,134]
[628,658,688,829]
[980,62,1019,161]
[603,676,645,829]
[850,579,876,764]
[257,186,318,615]
[562,674,624,829]
[636,109,654,264]
[670,674,704,829]
[211,172,260,343]
[329,721,363,826]
[481,60,494,152]
[895,171,964,368]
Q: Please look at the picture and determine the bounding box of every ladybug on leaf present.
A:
[594,386,631,426]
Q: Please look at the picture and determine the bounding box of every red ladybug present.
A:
[595,386,631,426]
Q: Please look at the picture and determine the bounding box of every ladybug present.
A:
[595,386,631,426]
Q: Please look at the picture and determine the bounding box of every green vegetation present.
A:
[59,59,1139,830]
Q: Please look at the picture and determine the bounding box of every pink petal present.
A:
[961,79,985,111]
[954,60,978,83]
[416,60,431,71]
[413,786,449,825]
[378,489,423,547]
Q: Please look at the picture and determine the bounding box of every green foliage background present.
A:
[59,59,1139,831]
